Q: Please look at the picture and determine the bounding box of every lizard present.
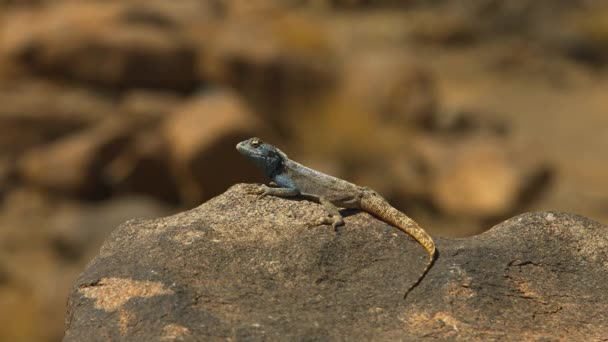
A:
[236,137,436,298]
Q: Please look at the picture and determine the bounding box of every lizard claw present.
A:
[306,216,332,230]
[258,185,271,199]
[244,184,268,201]
[316,216,333,226]
[331,217,344,232]
[257,190,269,200]
[314,215,344,232]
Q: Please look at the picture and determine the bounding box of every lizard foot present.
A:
[243,184,269,200]
[315,215,345,232]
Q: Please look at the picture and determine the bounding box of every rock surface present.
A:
[64,184,608,341]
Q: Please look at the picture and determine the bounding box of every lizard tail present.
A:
[360,191,436,299]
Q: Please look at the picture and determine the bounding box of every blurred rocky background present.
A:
[0,0,607,340]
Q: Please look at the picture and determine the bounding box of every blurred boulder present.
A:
[163,90,262,204]
[0,188,66,342]
[50,196,173,262]
[119,90,181,122]
[18,119,132,199]
[417,136,551,218]
[431,110,509,136]
[102,90,183,203]
[438,0,582,36]
[0,157,13,202]
[555,8,608,67]
[409,10,481,46]
[340,53,438,129]
[105,131,180,204]
[0,80,111,155]
[200,13,335,133]
[0,188,171,342]
[1,2,200,91]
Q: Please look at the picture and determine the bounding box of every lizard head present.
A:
[236,137,287,177]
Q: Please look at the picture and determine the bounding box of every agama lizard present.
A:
[237,137,436,298]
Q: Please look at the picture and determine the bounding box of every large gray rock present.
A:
[64,184,608,341]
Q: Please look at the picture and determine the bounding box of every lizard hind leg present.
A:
[317,196,345,231]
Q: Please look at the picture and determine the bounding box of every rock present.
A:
[199,13,335,133]
[18,119,132,199]
[429,139,521,217]
[339,52,438,129]
[50,196,174,263]
[104,91,181,203]
[64,185,608,340]
[554,9,608,67]
[409,10,481,46]
[309,0,417,9]
[105,131,180,204]
[1,2,201,90]
[416,136,551,219]
[0,80,111,155]
[119,90,181,122]
[0,188,171,342]
[163,90,262,204]
[431,110,509,136]
[0,156,14,202]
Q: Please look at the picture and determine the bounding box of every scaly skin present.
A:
[237,137,436,298]
[359,191,436,297]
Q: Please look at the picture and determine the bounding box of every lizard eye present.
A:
[267,150,277,159]
[250,138,261,147]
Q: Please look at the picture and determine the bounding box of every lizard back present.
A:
[283,159,362,208]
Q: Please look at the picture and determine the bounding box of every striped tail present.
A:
[360,191,436,299]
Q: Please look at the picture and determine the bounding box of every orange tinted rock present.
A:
[18,119,131,198]
[2,2,199,90]
[424,137,550,218]
[0,80,111,155]
[163,90,262,204]
[105,131,180,204]
[340,52,438,129]
[200,13,335,132]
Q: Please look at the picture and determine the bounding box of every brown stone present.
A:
[119,90,181,122]
[163,90,262,204]
[339,52,438,129]
[64,185,608,340]
[0,189,170,341]
[199,13,335,132]
[105,131,180,204]
[1,2,201,90]
[0,80,111,155]
[49,196,174,263]
[18,119,132,198]
[429,139,521,217]
[0,156,14,201]
[413,136,551,219]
